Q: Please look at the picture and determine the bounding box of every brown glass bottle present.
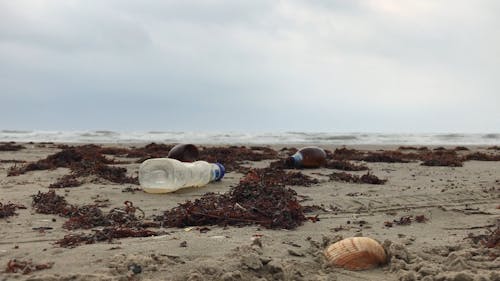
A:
[167,144,199,162]
[285,146,327,168]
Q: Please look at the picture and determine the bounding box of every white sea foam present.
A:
[1,130,499,145]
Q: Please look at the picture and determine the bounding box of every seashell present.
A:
[324,237,387,270]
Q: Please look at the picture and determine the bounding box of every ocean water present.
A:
[1,130,499,145]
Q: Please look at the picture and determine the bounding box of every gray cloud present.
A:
[0,0,498,132]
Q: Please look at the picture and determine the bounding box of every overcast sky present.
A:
[0,0,499,133]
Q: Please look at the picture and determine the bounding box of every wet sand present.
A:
[0,143,499,281]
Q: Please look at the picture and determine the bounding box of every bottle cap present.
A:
[214,163,225,181]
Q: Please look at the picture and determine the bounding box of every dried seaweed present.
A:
[398,146,419,150]
[0,159,26,163]
[0,202,26,218]
[48,175,82,188]
[241,167,319,187]
[0,142,25,151]
[56,227,162,248]
[331,148,412,163]
[328,172,386,184]
[32,190,76,216]
[9,145,137,187]
[420,150,463,167]
[198,146,278,172]
[361,151,411,163]
[384,215,428,227]
[330,147,477,167]
[5,259,54,274]
[31,190,161,247]
[32,191,157,231]
[463,152,500,161]
[156,168,308,229]
[467,226,500,249]
[63,201,156,230]
[126,143,174,161]
[325,160,368,171]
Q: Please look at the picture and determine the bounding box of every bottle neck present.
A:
[291,152,303,167]
[210,163,225,181]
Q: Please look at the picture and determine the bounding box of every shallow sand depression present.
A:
[0,143,499,281]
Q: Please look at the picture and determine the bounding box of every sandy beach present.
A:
[0,143,499,281]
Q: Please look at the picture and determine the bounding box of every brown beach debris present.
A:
[127,143,174,161]
[329,172,387,184]
[463,152,500,161]
[48,175,82,188]
[32,190,157,228]
[329,147,494,167]
[0,159,26,163]
[0,202,26,219]
[31,190,162,247]
[324,237,387,270]
[32,190,77,216]
[0,142,25,151]
[241,167,319,187]
[331,148,412,163]
[156,168,308,229]
[198,146,278,172]
[62,201,156,230]
[325,160,368,171]
[167,143,199,162]
[5,259,54,274]
[487,145,500,150]
[285,146,327,168]
[384,215,428,227]
[420,150,463,167]
[361,151,412,163]
[398,146,419,150]
[56,227,163,248]
[8,145,138,186]
[467,226,500,249]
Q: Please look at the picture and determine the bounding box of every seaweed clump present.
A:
[5,259,54,274]
[156,168,308,229]
[198,146,278,172]
[8,145,137,187]
[242,167,319,187]
[331,148,412,163]
[420,150,463,167]
[467,226,500,249]
[463,152,500,161]
[325,160,368,171]
[0,202,26,219]
[329,172,387,185]
[31,190,163,247]
[32,190,77,216]
[0,142,25,151]
[62,201,157,230]
[56,228,161,248]
[125,143,174,162]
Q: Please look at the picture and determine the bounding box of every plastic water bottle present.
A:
[139,158,225,194]
[285,146,327,168]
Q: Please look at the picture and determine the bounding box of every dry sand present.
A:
[0,143,499,281]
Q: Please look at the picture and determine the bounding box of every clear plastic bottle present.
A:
[139,158,225,194]
[285,146,327,168]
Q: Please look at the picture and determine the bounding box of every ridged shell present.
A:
[324,237,387,270]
